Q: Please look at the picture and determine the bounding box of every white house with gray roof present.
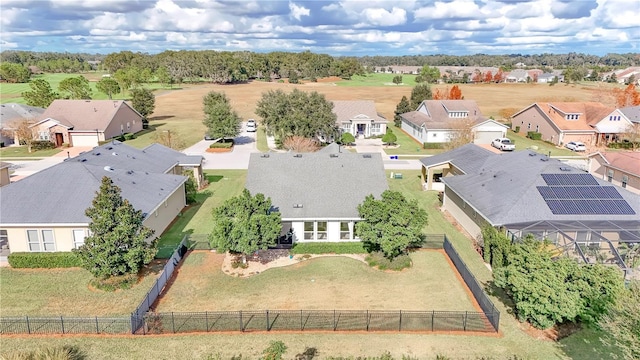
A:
[420,145,640,273]
[0,141,203,255]
[333,100,387,139]
[245,144,388,245]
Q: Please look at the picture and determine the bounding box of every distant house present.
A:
[333,100,388,138]
[0,141,203,254]
[588,151,640,195]
[245,144,388,246]
[0,103,45,146]
[511,102,614,147]
[399,100,508,144]
[601,67,640,84]
[31,100,143,147]
[537,72,565,83]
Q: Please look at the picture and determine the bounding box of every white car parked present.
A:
[565,141,586,152]
[246,119,257,132]
[491,138,515,151]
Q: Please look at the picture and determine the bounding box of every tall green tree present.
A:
[210,189,281,263]
[394,95,412,127]
[58,75,92,99]
[256,88,336,141]
[481,225,512,268]
[0,62,31,83]
[420,65,441,83]
[130,88,155,120]
[356,190,428,260]
[75,177,156,279]
[599,281,640,360]
[22,79,58,108]
[410,83,433,109]
[202,91,241,140]
[96,77,121,99]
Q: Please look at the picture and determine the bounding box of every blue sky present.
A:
[1,0,638,56]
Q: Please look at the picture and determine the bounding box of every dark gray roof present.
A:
[400,100,485,129]
[0,142,187,225]
[0,103,45,127]
[420,143,494,174]
[620,105,640,123]
[441,150,640,226]
[246,150,388,219]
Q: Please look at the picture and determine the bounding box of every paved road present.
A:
[182,124,259,170]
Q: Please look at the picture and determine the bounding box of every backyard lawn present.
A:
[0,145,61,158]
[0,266,160,316]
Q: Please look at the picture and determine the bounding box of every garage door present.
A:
[474,131,504,144]
[71,134,99,147]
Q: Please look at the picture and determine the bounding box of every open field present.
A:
[336,73,422,87]
[155,250,476,312]
[0,266,160,316]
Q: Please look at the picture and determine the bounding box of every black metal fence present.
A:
[142,309,492,334]
[0,316,133,335]
[443,237,500,332]
[130,235,189,333]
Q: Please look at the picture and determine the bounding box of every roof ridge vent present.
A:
[93,152,100,156]
[559,167,571,171]
[540,157,549,162]
[112,152,118,156]
[106,146,113,150]
[261,154,270,158]
[294,154,302,158]
[529,153,536,156]
[104,166,114,172]
[330,154,339,158]
[293,204,303,208]
[363,154,372,158]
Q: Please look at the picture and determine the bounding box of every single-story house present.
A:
[0,141,203,254]
[30,100,144,147]
[511,102,614,147]
[591,108,637,145]
[421,144,640,273]
[0,103,45,146]
[0,162,11,187]
[245,143,388,245]
[588,151,640,195]
[537,73,565,83]
[333,100,388,138]
[400,100,508,144]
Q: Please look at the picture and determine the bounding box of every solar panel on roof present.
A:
[537,186,556,199]
[566,187,582,199]
[564,200,583,214]
[612,200,636,215]
[545,200,568,214]
[542,174,561,186]
[541,173,599,186]
[578,187,597,198]
[587,200,607,214]
[602,186,624,199]
[552,187,571,198]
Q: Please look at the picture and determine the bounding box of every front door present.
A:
[55,133,63,147]
[357,124,366,136]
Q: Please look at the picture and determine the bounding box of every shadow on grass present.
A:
[207,175,224,183]
[559,326,623,360]
[155,190,213,259]
[486,280,517,317]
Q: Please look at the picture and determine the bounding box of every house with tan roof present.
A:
[333,100,388,138]
[588,151,640,195]
[400,100,508,144]
[511,102,615,147]
[31,99,143,147]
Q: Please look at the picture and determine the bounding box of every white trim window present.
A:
[371,123,381,133]
[622,175,628,188]
[340,222,351,240]
[26,229,56,252]
[342,123,351,133]
[38,131,50,140]
[304,222,314,240]
[73,229,86,249]
[317,221,327,240]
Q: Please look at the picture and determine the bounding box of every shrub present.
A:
[423,142,445,149]
[514,126,520,133]
[124,133,136,140]
[90,273,138,291]
[209,141,234,149]
[608,141,639,149]
[4,345,86,360]
[8,252,81,268]
[0,142,5,147]
[382,132,397,145]
[365,252,412,271]
[340,132,355,145]
[31,140,56,150]
[289,242,366,255]
[262,341,287,360]
[526,131,542,140]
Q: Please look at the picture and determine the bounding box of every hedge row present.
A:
[209,142,234,149]
[31,140,57,150]
[526,131,542,140]
[608,141,639,149]
[423,142,445,149]
[8,252,82,268]
[289,242,366,255]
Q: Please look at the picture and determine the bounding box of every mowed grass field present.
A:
[155,250,477,312]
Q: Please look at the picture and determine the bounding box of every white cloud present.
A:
[363,7,407,26]
[414,0,488,20]
[289,2,310,21]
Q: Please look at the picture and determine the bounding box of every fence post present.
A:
[366,310,369,331]
[464,311,468,331]
[300,310,303,331]
[205,311,209,332]
[333,310,337,331]
[398,310,402,332]
[60,316,65,334]
[239,311,243,332]
[26,316,31,334]
[266,310,270,331]
[95,316,99,334]
[171,312,175,333]
[431,310,434,331]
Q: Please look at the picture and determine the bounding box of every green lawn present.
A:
[507,130,577,157]
[0,145,62,158]
[336,73,421,87]
[0,267,159,316]
[384,127,445,155]
[155,170,247,257]
[256,126,269,152]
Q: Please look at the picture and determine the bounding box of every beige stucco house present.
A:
[333,100,388,139]
[30,100,143,147]
[0,141,203,255]
[588,151,640,195]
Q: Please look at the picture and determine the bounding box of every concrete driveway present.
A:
[182,124,259,169]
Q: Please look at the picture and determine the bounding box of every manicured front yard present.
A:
[0,145,61,158]
[507,130,577,157]
[383,127,445,155]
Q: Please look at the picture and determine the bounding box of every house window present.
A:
[317,222,327,240]
[127,122,131,130]
[607,169,614,182]
[26,229,55,252]
[73,229,86,249]
[371,123,381,133]
[304,222,314,240]
[535,125,539,132]
[527,123,531,130]
[38,131,50,140]
[342,124,351,133]
[120,124,124,132]
[432,133,437,137]
[0,230,8,248]
[622,175,628,188]
[340,222,350,240]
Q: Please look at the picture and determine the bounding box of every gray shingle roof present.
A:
[0,103,45,128]
[0,142,187,225]
[332,100,386,124]
[246,150,388,219]
[620,105,640,123]
[400,100,485,129]
[420,143,494,174]
[441,149,640,226]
